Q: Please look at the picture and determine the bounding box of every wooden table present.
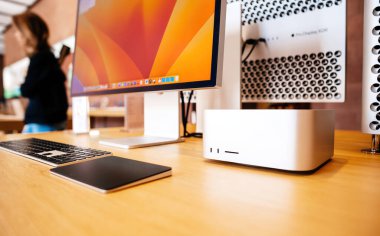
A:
[0,129,379,235]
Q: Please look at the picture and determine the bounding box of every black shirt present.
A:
[21,49,68,124]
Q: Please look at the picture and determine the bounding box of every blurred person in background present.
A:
[12,12,68,133]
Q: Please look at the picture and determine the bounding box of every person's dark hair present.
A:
[12,12,50,55]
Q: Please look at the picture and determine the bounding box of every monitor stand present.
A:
[99,91,183,149]
[195,1,242,133]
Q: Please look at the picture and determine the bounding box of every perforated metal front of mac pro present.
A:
[239,0,346,103]
[362,1,380,134]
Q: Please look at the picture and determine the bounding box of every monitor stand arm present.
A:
[100,91,183,149]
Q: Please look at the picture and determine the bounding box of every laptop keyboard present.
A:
[0,138,112,166]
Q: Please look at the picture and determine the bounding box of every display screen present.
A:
[71,0,222,96]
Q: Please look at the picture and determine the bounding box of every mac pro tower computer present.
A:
[71,0,226,148]
[362,0,380,153]
[240,0,346,103]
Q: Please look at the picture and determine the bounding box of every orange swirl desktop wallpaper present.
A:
[72,0,217,95]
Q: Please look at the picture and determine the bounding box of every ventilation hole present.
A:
[373,45,380,55]
[371,102,380,112]
[241,50,344,102]
[335,93,342,99]
[335,51,342,57]
[372,26,380,36]
[371,84,380,93]
[370,121,380,131]
[335,65,342,72]
[330,58,338,65]
[372,7,380,16]
[330,72,338,79]
[335,79,342,86]
[372,64,380,74]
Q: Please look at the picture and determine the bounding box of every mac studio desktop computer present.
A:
[203,0,347,171]
[71,0,226,148]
